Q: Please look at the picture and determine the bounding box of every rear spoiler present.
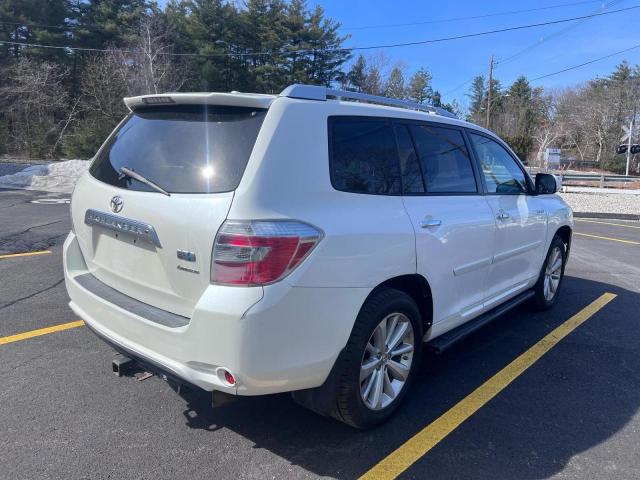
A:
[124,92,276,111]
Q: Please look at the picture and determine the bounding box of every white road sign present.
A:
[621,124,640,142]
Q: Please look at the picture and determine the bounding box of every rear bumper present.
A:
[63,232,369,395]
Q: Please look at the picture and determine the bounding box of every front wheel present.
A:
[332,288,423,429]
[531,235,566,310]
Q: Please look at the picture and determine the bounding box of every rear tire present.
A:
[531,235,566,310]
[331,288,423,429]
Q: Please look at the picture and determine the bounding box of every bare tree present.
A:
[63,16,191,157]
[0,58,69,158]
[119,15,190,95]
[532,96,560,168]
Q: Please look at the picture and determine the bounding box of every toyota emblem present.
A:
[110,196,124,213]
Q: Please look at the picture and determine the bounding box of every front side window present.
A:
[410,124,477,193]
[469,132,528,194]
[329,117,401,195]
[91,105,266,194]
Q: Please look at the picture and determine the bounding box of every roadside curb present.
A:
[574,212,640,221]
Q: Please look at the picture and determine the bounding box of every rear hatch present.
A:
[71,98,269,317]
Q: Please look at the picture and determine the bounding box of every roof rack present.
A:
[279,84,457,119]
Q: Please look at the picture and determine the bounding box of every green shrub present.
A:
[63,119,116,159]
[502,135,533,163]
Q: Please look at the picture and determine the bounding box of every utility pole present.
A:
[626,106,636,176]
[486,55,494,130]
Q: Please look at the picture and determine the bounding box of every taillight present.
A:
[69,186,76,234]
[211,220,323,286]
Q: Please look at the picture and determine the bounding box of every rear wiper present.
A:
[119,166,171,196]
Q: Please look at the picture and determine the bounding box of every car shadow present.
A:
[172,275,640,479]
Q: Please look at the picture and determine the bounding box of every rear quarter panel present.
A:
[229,98,417,289]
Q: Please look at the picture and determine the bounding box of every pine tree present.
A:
[385,67,406,99]
[431,90,442,107]
[362,66,382,95]
[295,4,350,87]
[468,75,486,120]
[347,55,367,92]
[407,68,433,104]
[0,0,71,63]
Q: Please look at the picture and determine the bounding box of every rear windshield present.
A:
[90,105,267,194]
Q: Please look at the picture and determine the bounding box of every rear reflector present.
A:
[223,370,236,386]
[211,220,323,286]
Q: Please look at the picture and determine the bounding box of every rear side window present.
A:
[329,117,401,195]
[410,125,477,193]
[394,124,425,194]
[91,105,267,194]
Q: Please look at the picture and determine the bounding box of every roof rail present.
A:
[279,84,457,119]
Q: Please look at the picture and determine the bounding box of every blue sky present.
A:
[312,0,640,107]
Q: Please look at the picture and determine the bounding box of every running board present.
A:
[428,290,535,353]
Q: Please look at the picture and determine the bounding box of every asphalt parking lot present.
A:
[1,188,639,480]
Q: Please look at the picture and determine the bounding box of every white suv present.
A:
[64,84,573,428]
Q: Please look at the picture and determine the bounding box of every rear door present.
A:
[398,122,495,327]
[467,131,547,307]
[71,104,267,317]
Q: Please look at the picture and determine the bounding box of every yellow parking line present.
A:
[0,320,85,346]
[0,250,52,260]
[574,232,640,245]
[576,219,640,230]
[359,292,617,480]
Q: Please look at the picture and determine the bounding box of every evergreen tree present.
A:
[0,0,71,63]
[407,68,433,104]
[74,0,152,49]
[384,67,405,99]
[468,75,486,120]
[362,66,382,95]
[431,90,442,107]
[298,4,350,87]
[347,54,367,92]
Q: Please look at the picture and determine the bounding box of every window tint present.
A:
[90,105,266,194]
[409,125,477,193]
[469,133,527,194]
[394,124,424,193]
[330,117,401,195]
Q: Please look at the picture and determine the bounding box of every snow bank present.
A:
[0,160,90,193]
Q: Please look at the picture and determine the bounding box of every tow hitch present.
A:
[112,354,135,377]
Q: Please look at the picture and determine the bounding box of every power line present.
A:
[530,43,640,81]
[0,20,89,31]
[344,0,604,31]
[442,0,624,97]
[442,78,475,97]
[0,0,606,34]
[496,0,623,67]
[1,5,638,58]
[345,6,640,52]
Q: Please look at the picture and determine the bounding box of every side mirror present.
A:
[535,173,559,194]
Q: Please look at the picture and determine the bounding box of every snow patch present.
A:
[0,160,90,193]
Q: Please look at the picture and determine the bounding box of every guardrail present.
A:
[527,169,640,188]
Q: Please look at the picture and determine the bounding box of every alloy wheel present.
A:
[544,246,563,302]
[360,312,415,411]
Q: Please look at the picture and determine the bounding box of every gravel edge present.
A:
[573,212,640,221]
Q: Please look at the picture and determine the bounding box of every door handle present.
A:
[496,210,510,221]
[421,219,442,228]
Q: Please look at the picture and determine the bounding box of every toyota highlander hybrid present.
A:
[63,84,573,428]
